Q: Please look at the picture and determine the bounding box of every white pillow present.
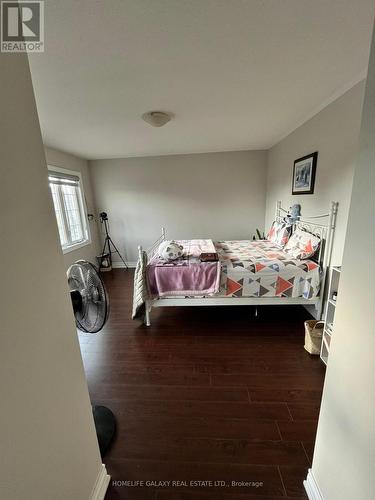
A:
[158,240,184,261]
[284,228,320,259]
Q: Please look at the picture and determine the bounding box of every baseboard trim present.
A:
[111,261,136,268]
[304,469,324,500]
[90,464,110,500]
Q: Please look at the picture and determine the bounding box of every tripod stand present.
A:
[100,212,128,269]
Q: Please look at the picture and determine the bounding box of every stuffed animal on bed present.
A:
[284,203,301,226]
[158,240,184,261]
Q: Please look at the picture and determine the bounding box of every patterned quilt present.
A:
[215,240,320,299]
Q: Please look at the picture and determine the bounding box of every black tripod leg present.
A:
[99,237,113,272]
[106,237,112,265]
[101,237,107,258]
[108,237,128,269]
[101,220,112,264]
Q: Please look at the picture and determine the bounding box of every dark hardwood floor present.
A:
[78,269,325,500]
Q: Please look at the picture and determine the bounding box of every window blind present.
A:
[48,171,80,185]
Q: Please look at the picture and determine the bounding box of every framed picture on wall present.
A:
[292,152,318,195]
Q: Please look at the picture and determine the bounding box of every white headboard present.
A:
[275,200,338,269]
[275,200,338,317]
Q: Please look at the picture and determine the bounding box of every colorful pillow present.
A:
[267,221,290,247]
[284,228,320,259]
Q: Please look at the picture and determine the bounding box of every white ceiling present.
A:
[29,0,375,160]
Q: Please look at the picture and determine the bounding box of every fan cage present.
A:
[67,260,109,333]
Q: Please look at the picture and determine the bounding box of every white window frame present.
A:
[48,165,92,254]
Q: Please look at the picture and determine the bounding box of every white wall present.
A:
[0,55,104,499]
[45,146,101,268]
[89,150,267,263]
[308,24,375,500]
[265,81,365,265]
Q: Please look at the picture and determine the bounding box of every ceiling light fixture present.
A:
[142,111,172,127]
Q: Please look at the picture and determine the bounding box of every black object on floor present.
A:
[92,405,116,458]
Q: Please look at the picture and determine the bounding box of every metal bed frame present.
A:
[138,201,338,326]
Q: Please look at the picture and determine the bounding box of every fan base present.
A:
[92,405,116,458]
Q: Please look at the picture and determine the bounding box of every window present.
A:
[48,168,90,252]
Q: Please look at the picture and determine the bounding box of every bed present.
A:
[134,201,338,326]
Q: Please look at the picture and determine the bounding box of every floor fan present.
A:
[67,260,116,457]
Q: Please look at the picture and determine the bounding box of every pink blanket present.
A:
[147,239,220,297]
